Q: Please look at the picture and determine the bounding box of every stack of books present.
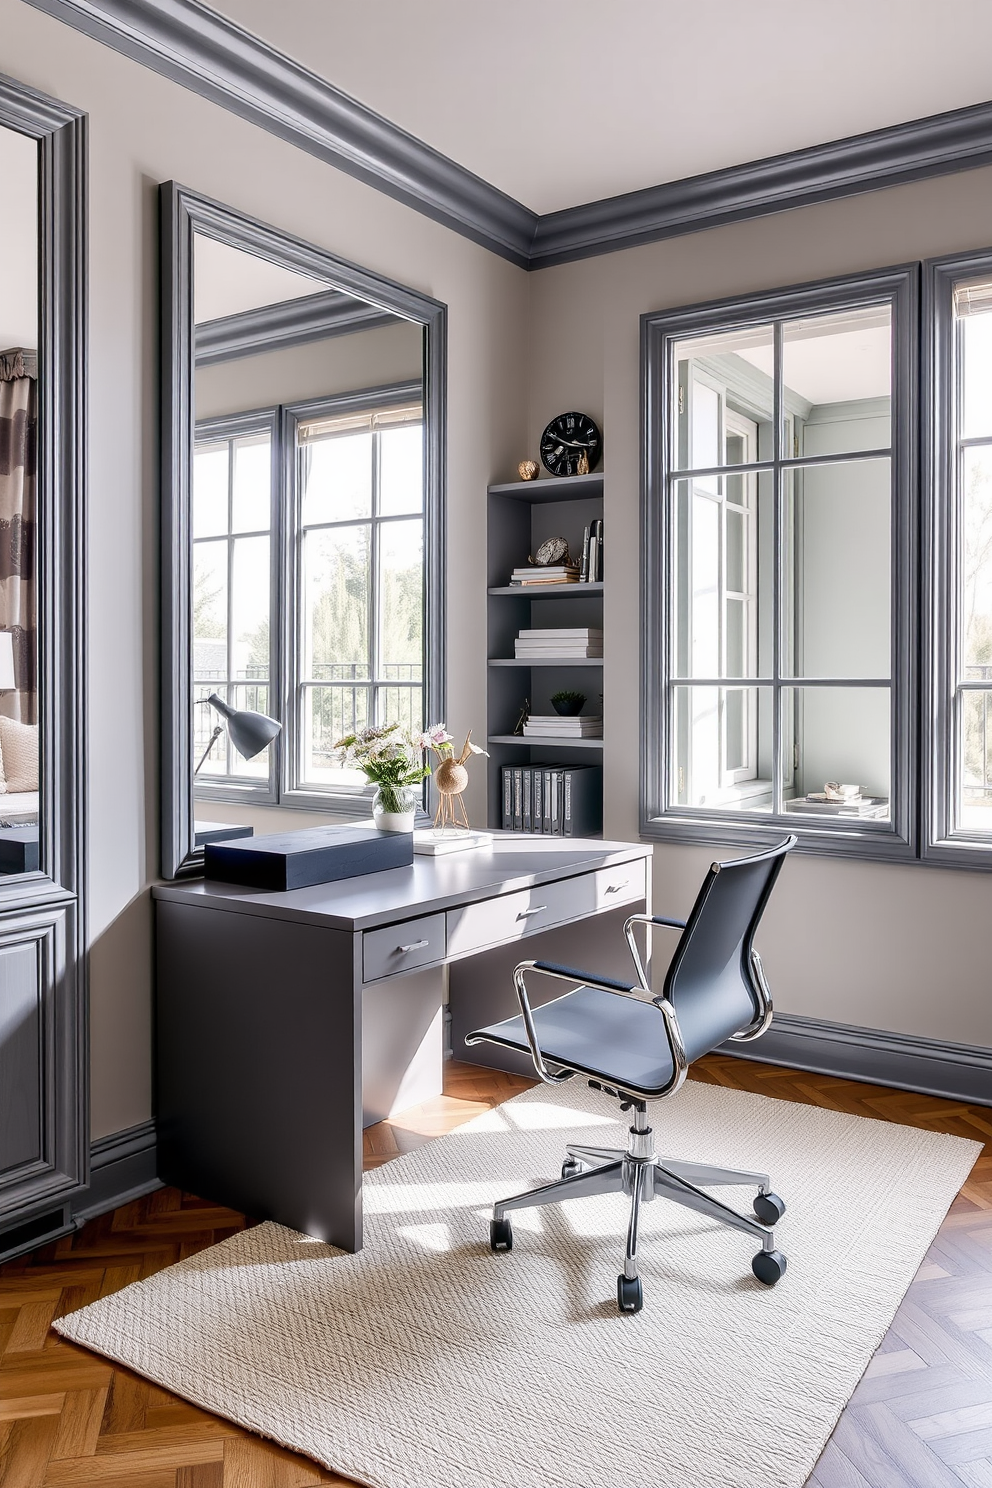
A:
[785,794,889,819]
[523,714,603,739]
[508,564,580,587]
[514,628,603,659]
[501,764,602,835]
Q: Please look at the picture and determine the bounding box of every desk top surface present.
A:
[153,834,651,931]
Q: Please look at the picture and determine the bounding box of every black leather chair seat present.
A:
[473,985,681,1096]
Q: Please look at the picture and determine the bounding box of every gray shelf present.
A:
[488,581,604,597]
[487,472,604,503]
[489,657,604,667]
[489,734,603,750]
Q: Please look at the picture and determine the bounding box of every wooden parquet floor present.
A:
[0,1056,988,1487]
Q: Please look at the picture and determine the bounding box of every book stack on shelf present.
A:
[509,563,580,587]
[523,714,603,740]
[501,763,602,836]
[514,627,603,659]
[786,793,888,819]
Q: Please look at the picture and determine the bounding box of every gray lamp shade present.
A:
[206,692,282,759]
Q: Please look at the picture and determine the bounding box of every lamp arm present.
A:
[194,724,224,777]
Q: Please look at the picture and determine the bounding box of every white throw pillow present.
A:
[0,716,38,794]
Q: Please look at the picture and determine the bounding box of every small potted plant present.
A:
[335,722,441,832]
[551,689,586,717]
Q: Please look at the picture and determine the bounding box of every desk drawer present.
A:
[446,858,646,959]
[363,914,446,983]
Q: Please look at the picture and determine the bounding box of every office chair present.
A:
[466,836,796,1314]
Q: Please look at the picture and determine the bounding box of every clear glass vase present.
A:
[372,783,418,833]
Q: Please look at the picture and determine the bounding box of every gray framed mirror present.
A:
[160,183,446,879]
[0,71,87,1251]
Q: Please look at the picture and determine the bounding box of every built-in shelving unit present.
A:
[487,472,605,834]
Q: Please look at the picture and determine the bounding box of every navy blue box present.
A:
[0,826,40,874]
[203,824,413,890]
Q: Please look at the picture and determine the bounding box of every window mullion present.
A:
[771,322,784,817]
[369,428,381,724]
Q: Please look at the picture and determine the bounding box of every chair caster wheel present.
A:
[753,1191,786,1225]
[752,1249,787,1286]
[561,1158,583,1179]
[617,1274,643,1313]
[490,1218,513,1253]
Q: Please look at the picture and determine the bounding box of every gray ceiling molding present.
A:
[24,0,992,271]
[194,289,397,366]
[23,0,538,267]
[530,99,992,268]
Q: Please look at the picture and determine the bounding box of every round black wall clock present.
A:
[539,411,602,477]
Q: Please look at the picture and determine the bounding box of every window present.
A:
[928,252,992,862]
[291,399,425,794]
[192,385,428,808]
[192,412,276,799]
[642,269,917,858]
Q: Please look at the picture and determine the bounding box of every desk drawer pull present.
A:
[604,881,628,895]
[517,906,548,919]
[398,939,430,953]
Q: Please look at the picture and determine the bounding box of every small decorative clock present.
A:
[539,411,602,478]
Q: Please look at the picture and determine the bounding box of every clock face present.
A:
[539,411,602,477]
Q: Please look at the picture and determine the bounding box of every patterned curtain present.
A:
[0,349,37,724]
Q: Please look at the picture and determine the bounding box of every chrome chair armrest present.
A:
[622,912,687,994]
[504,961,641,1086]
[506,959,690,1100]
[730,947,774,1041]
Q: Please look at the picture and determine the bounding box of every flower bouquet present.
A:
[335,722,449,831]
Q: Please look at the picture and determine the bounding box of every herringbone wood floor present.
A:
[0,1057,988,1487]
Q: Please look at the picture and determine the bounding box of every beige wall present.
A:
[194,319,424,420]
[8,0,992,1144]
[525,171,992,1049]
[2,0,529,1139]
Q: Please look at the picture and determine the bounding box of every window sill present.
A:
[639,808,915,863]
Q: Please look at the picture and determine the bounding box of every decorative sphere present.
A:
[518,460,539,481]
[436,759,469,795]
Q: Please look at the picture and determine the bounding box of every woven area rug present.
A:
[55,1080,979,1488]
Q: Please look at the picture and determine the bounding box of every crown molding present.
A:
[194,288,396,366]
[23,0,538,267]
[530,98,992,267]
[24,0,992,271]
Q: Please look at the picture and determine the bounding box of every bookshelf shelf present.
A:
[487,473,605,836]
[488,734,603,750]
[489,657,604,668]
[487,582,604,597]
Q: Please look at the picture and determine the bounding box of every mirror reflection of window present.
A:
[191,232,426,813]
[298,404,424,791]
[670,306,893,820]
[192,426,273,785]
[0,123,40,866]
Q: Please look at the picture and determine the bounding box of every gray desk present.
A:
[152,835,651,1250]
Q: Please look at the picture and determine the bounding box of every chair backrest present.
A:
[662,837,795,1062]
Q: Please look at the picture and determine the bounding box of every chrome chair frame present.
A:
[468,837,796,1310]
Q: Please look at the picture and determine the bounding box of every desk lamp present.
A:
[194,692,282,775]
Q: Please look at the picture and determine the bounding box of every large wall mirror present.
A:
[161,184,446,878]
[0,71,86,1250]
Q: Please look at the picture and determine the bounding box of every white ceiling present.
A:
[0,125,37,351]
[213,0,992,214]
[193,235,330,322]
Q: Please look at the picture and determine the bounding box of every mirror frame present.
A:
[160,182,447,879]
[0,73,87,912]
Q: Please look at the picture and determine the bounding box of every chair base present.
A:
[490,1116,787,1312]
